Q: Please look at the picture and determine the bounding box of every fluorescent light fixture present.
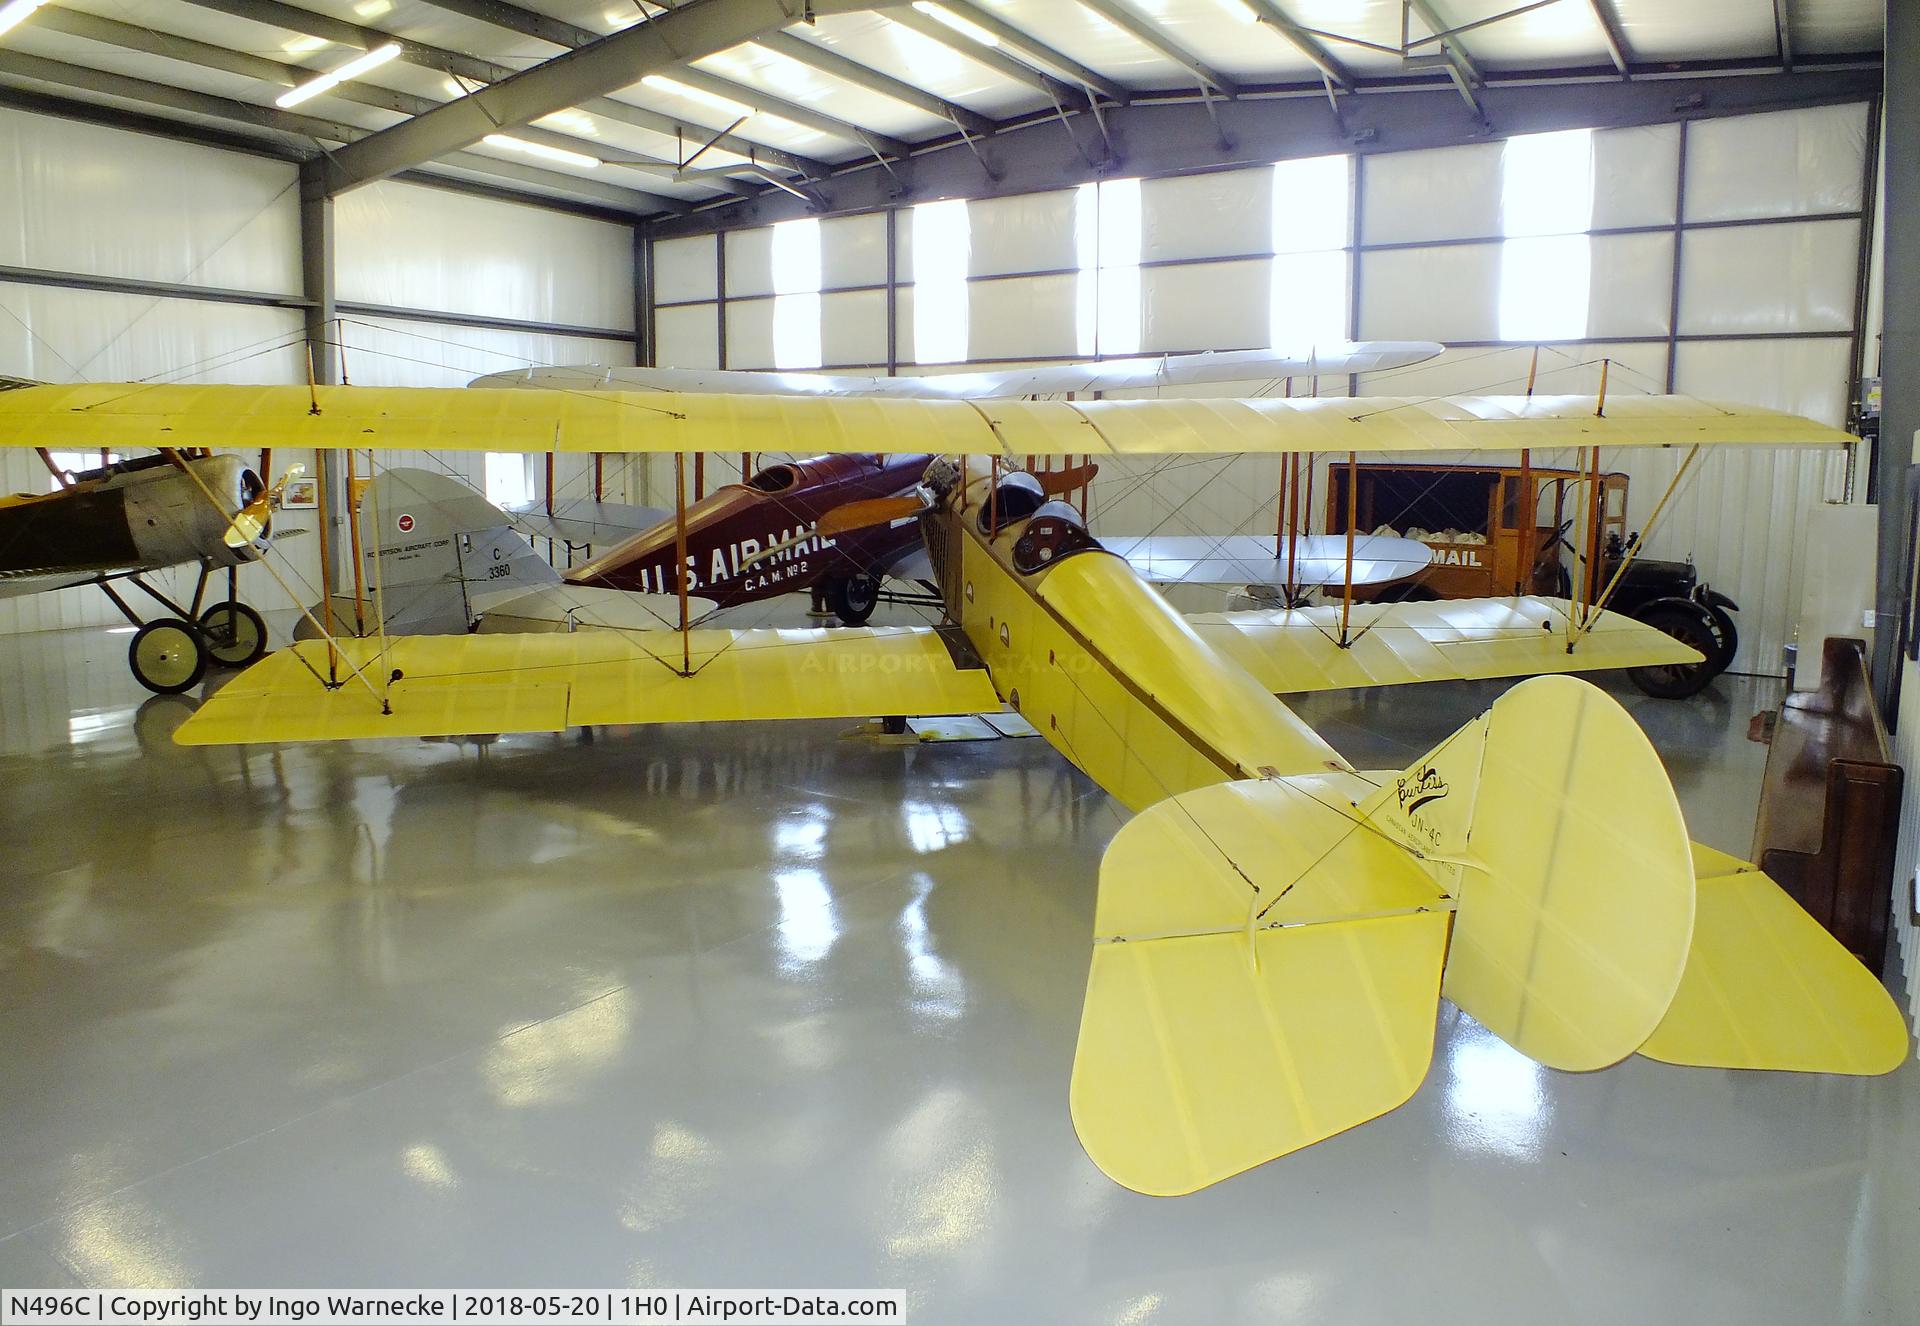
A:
[482,134,601,169]
[911,2,999,47]
[1217,0,1262,21]
[640,75,755,120]
[276,41,402,108]
[0,0,47,39]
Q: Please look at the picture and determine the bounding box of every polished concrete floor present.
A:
[0,618,1915,1323]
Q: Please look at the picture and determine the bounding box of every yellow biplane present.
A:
[0,378,1904,1196]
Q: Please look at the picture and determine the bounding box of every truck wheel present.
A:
[827,573,879,626]
[129,619,208,695]
[1627,602,1722,699]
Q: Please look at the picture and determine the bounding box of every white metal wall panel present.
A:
[723,226,774,298]
[1676,337,1852,429]
[1684,103,1870,222]
[820,289,887,367]
[1591,123,1680,229]
[337,181,634,330]
[1588,231,1675,338]
[1355,341,1667,399]
[656,303,720,369]
[1677,220,1860,334]
[1358,244,1501,342]
[821,213,888,290]
[654,235,718,304]
[952,190,1077,278]
[0,108,300,296]
[1141,168,1273,263]
[333,317,636,388]
[1140,260,1270,353]
[1360,142,1503,244]
[724,298,776,370]
[968,275,1079,362]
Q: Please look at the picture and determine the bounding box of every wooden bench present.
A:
[1752,637,1903,975]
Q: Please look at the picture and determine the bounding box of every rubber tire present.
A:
[1703,602,1739,676]
[1626,603,1723,700]
[129,618,209,695]
[198,600,268,668]
[827,573,880,626]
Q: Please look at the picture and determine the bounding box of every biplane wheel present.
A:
[826,573,880,626]
[128,619,208,695]
[198,601,268,668]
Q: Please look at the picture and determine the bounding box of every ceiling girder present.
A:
[1242,0,1356,90]
[1585,0,1634,77]
[881,6,1084,107]
[1073,0,1241,97]
[1774,0,1796,73]
[1405,0,1485,116]
[929,1,1131,103]
[755,31,997,138]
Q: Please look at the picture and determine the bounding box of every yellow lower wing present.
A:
[1190,595,1697,694]
[174,627,1000,745]
[1639,845,1908,1074]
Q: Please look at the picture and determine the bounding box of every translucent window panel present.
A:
[772,292,822,370]
[1358,244,1502,343]
[949,190,1079,278]
[770,219,822,370]
[1587,232,1675,338]
[1273,155,1351,253]
[1675,337,1851,426]
[1270,251,1350,350]
[1591,124,1680,229]
[1678,220,1860,335]
[820,213,888,290]
[913,199,970,364]
[723,227,775,298]
[1083,265,1143,356]
[1500,235,1591,342]
[1141,260,1271,354]
[654,236,718,304]
[1684,104,1871,222]
[725,298,776,370]
[820,289,887,367]
[655,303,720,370]
[0,108,300,296]
[1141,168,1272,263]
[1361,141,1503,245]
[336,180,633,329]
[969,274,1079,362]
[1502,130,1594,237]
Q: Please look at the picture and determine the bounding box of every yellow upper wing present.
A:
[1190,595,1697,694]
[174,626,1000,746]
[0,382,1854,457]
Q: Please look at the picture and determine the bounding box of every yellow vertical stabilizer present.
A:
[1639,846,1908,1074]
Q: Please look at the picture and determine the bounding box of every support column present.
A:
[1875,5,1916,712]
[299,159,343,610]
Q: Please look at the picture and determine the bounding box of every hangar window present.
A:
[770,217,823,371]
[1270,154,1352,351]
[913,199,970,365]
[1075,177,1141,357]
[485,452,532,509]
[43,451,122,490]
[1498,129,1594,343]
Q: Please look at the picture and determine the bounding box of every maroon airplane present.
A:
[563,451,936,624]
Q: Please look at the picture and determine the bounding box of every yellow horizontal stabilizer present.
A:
[1192,596,1698,695]
[1071,775,1451,1195]
[1639,848,1908,1074]
[174,627,1000,746]
[0,383,1853,457]
[1359,675,1697,1072]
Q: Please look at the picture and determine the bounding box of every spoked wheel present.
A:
[1627,603,1722,699]
[128,618,208,695]
[827,573,880,626]
[198,600,268,668]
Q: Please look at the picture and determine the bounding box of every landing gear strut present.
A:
[96,561,267,693]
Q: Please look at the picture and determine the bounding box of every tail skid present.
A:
[1071,675,1905,1196]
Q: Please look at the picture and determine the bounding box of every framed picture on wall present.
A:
[280,476,319,510]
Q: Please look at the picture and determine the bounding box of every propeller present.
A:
[815,493,933,540]
[223,464,305,548]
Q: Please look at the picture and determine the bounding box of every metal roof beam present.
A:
[926,1,1130,103]
[1074,0,1240,96]
[755,30,997,137]
[662,67,916,159]
[1241,0,1355,90]
[0,49,685,214]
[185,0,834,176]
[882,6,1084,106]
[1585,0,1633,77]
[1774,0,1795,73]
[1407,0,1484,84]
[22,6,752,198]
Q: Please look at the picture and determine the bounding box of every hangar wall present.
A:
[0,108,640,636]
[650,101,1874,677]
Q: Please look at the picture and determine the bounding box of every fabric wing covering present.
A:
[0,383,1856,457]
